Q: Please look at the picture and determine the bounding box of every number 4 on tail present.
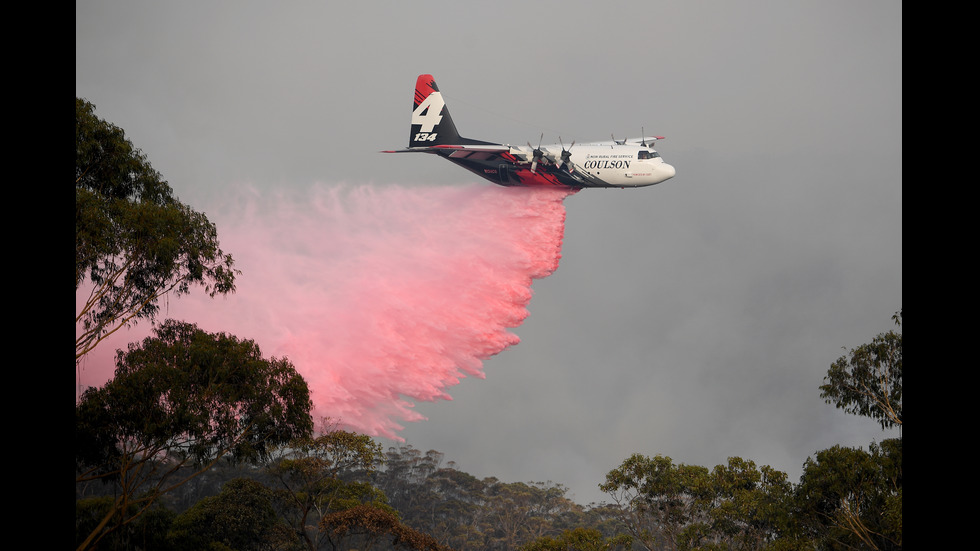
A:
[412,92,444,133]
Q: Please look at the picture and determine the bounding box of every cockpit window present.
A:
[637,150,661,160]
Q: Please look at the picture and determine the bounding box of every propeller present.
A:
[612,129,662,147]
[557,137,575,172]
[527,133,545,173]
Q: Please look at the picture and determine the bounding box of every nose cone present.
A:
[657,162,676,183]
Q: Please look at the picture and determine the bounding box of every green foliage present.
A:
[699,458,796,550]
[75,320,313,550]
[601,454,798,550]
[76,497,178,551]
[270,428,391,549]
[820,311,902,430]
[796,439,902,550]
[76,98,238,360]
[597,307,905,549]
[320,504,454,551]
[372,445,597,550]
[77,320,313,471]
[520,527,632,551]
[169,478,299,551]
[600,453,713,550]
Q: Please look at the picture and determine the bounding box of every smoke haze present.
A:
[77,183,576,439]
[77,0,902,506]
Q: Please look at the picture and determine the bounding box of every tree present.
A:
[75,320,314,551]
[269,428,390,550]
[795,439,902,550]
[697,457,796,550]
[520,527,632,551]
[820,311,902,430]
[601,454,799,551]
[802,309,902,549]
[404,464,491,550]
[76,497,178,551]
[483,480,575,549]
[371,446,590,550]
[600,454,712,551]
[76,98,238,361]
[168,477,300,550]
[319,504,455,551]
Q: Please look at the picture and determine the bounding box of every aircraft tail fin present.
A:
[409,74,462,147]
[408,74,496,149]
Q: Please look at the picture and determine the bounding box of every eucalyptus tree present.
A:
[75,320,313,551]
[269,429,389,550]
[601,454,797,550]
[802,310,903,549]
[76,98,238,361]
[168,478,300,551]
[796,440,902,550]
[600,454,712,551]
[820,311,902,430]
[520,527,632,551]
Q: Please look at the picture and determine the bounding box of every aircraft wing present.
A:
[382,144,511,154]
[587,136,665,147]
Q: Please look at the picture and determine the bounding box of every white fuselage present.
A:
[516,142,676,187]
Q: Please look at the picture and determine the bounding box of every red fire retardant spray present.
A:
[77,183,576,439]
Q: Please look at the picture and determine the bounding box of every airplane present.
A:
[383,74,676,189]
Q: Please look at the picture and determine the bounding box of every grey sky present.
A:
[76,1,901,505]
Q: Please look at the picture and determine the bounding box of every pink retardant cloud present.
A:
[76,183,575,439]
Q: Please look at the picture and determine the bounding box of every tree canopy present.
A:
[168,478,299,551]
[599,453,797,550]
[75,320,314,550]
[796,439,902,550]
[820,311,902,430]
[269,429,390,550]
[76,98,238,361]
